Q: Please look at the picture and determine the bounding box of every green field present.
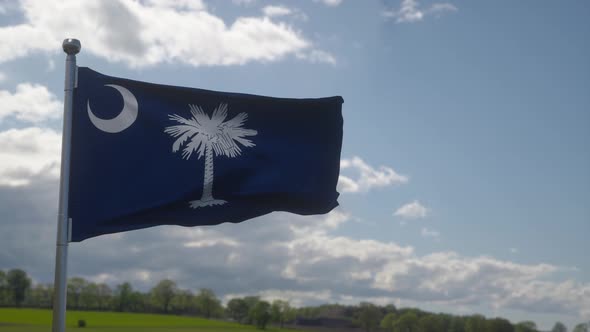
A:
[0,308,297,332]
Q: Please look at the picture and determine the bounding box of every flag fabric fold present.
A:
[68,67,343,241]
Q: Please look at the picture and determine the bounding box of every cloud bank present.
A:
[383,0,457,23]
[339,157,408,193]
[0,0,333,67]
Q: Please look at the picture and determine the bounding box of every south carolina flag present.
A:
[68,67,343,241]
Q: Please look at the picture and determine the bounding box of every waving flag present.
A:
[68,67,343,241]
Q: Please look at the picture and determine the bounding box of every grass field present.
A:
[0,308,297,332]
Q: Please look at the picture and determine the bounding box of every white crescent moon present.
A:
[87,84,138,133]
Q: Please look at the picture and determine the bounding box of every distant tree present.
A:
[227,298,249,323]
[420,314,447,332]
[394,311,420,332]
[270,300,292,328]
[6,269,31,307]
[67,277,87,309]
[384,304,398,315]
[195,288,222,318]
[150,279,177,313]
[80,282,100,309]
[573,323,589,332]
[552,322,568,332]
[284,306,297,325]
[448,316,466,332]
[127,290,148,312]
[251,300,271,329]
[244,296,261,324]
[357,302,383,332]
[515,321,538,332]
[170,289,196,314]
[465,315,487,332]
[296,305,321,319]
[437,314,453,332]
[487,317,514,332]
[114,282,134,312]
[28,284,52,308]
[96,283,112,310]
[380,312,397,332]
[0,270,8,305]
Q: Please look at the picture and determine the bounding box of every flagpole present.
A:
[52,38,80,332]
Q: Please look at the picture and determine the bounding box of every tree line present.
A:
[1,268,588,332]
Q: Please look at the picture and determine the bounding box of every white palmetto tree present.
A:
[165,103,257,208]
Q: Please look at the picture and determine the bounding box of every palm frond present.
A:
[211,132,243,158]
[165,112,204,153]
[232,136,255,148]
[188,104,208,126]
[210,103,228,126]
[182,133,207,160]
[166,103,257,160]
[167,114,202,129]
[167,126,200,152]
[222,112,248,129]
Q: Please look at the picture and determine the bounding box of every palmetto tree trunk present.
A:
[201,144,214,201]
[189,144,227,208]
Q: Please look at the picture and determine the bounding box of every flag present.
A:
[68,67,343,241]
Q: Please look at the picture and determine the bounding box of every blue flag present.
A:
[68,67,343,241]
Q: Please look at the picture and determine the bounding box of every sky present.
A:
[0,0,589,329]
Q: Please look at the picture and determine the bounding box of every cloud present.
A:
[0,175,588,319]
[296,49,336,65]
[383,0,457,23]
[262,5,292,17]
[0,127,61,186]
[46,59,55,72]
[394,200,428,219]
[420,227,440,239]
[262,5,309,22]
[0,72,5,82]
[145,0,206,11]
[232,0,256,6]
[314,0,343,7]
[0,83,62,123]
[0,0,334,67]
[338,157,408,193]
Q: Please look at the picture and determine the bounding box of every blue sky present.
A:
[0,0,588,329]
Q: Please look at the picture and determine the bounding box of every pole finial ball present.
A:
[62,38,81,55]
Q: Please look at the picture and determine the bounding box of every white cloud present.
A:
[0,132,586,320]
[420,227,440,239]
[262,5,309,22]
[232,0,256,6]
[46,59,55,72]
[296,49,336,65]
[0,127,61,186]
[0,72,5,82]
[0,0,334,67]
[338,156,408,193]
[394,200,428,219]
[145,0,206,11]
[0,83,62,123]
[429,3,457,15]
[0,177,588,320]
[383,0,457,23]
[315,0,343,7]
[262,5,292,17]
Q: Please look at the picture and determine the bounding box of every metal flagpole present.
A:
[52,38,80,332]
